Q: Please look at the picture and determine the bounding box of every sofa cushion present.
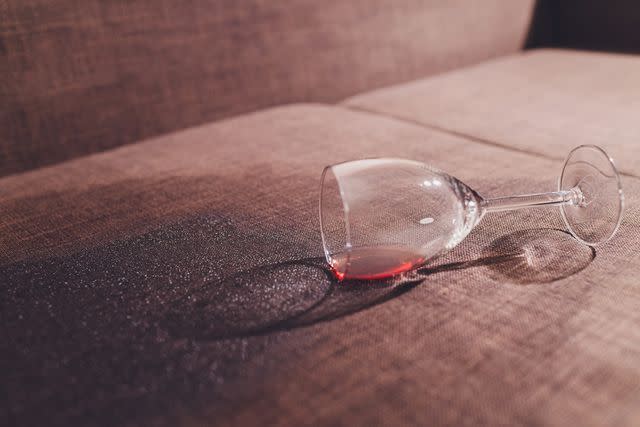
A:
[345,49,640,176]
[0,0,535,176]
[2,104,640,426]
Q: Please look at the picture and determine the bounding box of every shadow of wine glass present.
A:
[164,228,595,341]
[479,228,595,284]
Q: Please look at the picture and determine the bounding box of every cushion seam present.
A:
[341,103,638,179]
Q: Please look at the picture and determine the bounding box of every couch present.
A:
[2,1,640,426]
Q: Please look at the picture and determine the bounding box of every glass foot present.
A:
[559,145,624,245]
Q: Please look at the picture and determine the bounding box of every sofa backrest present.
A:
[1,0,535,176]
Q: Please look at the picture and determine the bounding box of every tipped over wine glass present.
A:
[319,145,624,281]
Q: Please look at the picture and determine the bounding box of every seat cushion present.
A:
[2,104,640,426]
[345,49,640,176]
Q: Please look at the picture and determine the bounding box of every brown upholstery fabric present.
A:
[2,104,640,426]
[346,49,640,177]
[0,0,535,177]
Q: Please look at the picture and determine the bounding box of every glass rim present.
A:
[319,165,353,278]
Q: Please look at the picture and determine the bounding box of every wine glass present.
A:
[319,145,624,281]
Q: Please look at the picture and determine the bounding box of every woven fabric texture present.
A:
[2,104,640,426]
[0,0,534,176]
[345,49,640,177]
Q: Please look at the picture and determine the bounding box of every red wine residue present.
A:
[330,245,425,281]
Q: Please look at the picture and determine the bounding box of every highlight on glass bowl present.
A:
[319,145,624,281]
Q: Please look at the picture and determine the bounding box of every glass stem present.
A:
[482,188,583,213]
